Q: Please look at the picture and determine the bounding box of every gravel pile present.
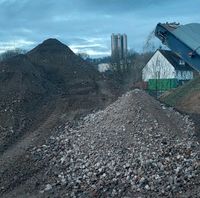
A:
[31,90,200,197]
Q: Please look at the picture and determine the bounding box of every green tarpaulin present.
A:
[148,79,178,91]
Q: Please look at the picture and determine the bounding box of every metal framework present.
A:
[155,23,200,72]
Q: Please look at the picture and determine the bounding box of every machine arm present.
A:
[155,23,200,72]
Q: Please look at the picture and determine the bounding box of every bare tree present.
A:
[143,53,176,97]
[144,54,173,80]
[76,52,90,60]
[0,48,26,61]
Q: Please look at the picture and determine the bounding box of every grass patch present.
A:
[160,77,200,106]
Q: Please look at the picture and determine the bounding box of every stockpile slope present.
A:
[160,76,200,114]
[27,38,99,95]
[26,38,117,118]
[0,54,56,153]
[0,38,118,154]
[2,90,199,197]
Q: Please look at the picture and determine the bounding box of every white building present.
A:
[98,63,110,73]
[142,49,194,83]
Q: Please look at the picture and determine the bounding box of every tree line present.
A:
[0,48,26,61]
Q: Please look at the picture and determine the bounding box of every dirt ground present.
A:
[1,90,199,198]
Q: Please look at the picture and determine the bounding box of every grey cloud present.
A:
[0,0,200,57]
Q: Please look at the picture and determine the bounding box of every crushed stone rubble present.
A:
[31,90,200,197]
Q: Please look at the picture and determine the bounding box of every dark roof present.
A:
[172,23,200,56]
[159,49,194,71]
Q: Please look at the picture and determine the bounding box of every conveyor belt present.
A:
[155,23,200,71]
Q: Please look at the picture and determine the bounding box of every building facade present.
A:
[111,33,127,62]
[142,49,194,92]
[142,49,194,82]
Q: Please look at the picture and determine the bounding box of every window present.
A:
[179,59,185,65]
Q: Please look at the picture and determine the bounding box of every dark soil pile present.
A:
[0,54,54,153]
[27,39,99,95]
[0,38,119,153]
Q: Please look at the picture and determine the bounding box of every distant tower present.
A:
[111,33,127,62]
[111,33,118,58]
[123,34,127,60]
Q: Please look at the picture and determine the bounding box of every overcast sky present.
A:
[0,0,200,57]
